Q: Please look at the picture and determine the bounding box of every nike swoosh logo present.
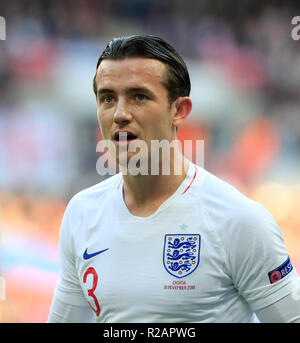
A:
[83,248,109,260]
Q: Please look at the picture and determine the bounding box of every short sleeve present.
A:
[52,198,88,306]
[228,203,300,311]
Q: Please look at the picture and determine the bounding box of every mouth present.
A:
[113,131,138,143]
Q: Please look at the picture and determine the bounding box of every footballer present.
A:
[48,35,300,323]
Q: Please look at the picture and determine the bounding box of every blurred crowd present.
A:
[0,0,300,322]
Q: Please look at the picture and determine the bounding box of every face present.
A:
[95,57,180,166]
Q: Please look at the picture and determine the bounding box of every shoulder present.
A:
[63,173,121,220]
[193,167,289,273]
[193,166,268,227]
[71,173,121,204]
[191,166,282,254]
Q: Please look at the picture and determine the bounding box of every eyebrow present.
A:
[97,88,115,96]
[97,86,156,98]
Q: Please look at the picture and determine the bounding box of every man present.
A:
[48,35,300,323]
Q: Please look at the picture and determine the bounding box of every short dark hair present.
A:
[93,35,191,104]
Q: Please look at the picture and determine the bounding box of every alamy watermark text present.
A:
[291,16,300,40]
[0,16,6,40]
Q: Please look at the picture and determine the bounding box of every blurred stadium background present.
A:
[0,0,300,322]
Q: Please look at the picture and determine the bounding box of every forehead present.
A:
[95,57,167,91]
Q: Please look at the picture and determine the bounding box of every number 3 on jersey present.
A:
[83,267,100,316]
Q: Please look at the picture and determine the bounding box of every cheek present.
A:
[97,120,109,142]
[146,108,173,134]
[96,110,103,129]
[97,109,112,136]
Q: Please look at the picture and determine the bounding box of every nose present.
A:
[113,98,132,126]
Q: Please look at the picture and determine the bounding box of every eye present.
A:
[101,95,115,103]
[135,94,148,101]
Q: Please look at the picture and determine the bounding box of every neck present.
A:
[121,152,190,216]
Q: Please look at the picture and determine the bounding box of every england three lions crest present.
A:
[163,234,201,278]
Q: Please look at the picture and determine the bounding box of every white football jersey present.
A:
[52,162,299,322]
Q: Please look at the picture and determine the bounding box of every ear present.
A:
[172,97,192,128]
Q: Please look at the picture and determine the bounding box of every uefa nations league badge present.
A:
[163,234,201,278]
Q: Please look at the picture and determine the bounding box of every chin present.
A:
[117,151,150,175]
